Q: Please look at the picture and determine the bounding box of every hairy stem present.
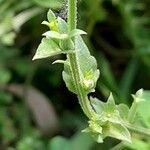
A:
[67,0,95,118]
[125,122,150,137]
[68,0,76,31]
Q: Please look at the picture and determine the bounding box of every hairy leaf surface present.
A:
[63,36,100,94]
[33,38,62,60]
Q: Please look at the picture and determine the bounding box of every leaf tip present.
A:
[52,60,65,64]
[32,55,36,61]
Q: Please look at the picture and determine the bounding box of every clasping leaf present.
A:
[32,38,62,60]
[63,36,100,94]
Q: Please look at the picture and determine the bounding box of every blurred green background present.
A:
[0,0,150,149]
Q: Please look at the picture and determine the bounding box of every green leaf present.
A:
[105,93,116,113]
[32,38,62,60]
[60,39,74,51]
[43,31,68,39]
[105,123,131,143]
[63,36,100,94]
[47,9,56,22]
[57,17,68,33]
[62,59,76,93]
[43,29,86,40]
[90,97,104,115]
[137,90,150,127]
[90,95,132,142]
[82,119,103,143]
[52,60,66,64]
[136,89,144,98]
[41,21,50,26]
[75,36,99,93]
[117,103,129,120]
[69,29,87,38]
[131,89,145,103]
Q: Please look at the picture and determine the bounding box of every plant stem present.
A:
[125,122,150,137]
[67,0,95,118]
[68,0,76,31]
[111,123,150,150]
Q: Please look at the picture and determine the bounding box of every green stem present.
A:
[112,123,150,149]
[125,122,150,137]
[67,0,95,118]
[68,0,76,31]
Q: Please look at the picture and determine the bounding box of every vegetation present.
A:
[0,0,150,149]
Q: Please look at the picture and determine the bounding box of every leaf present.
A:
[43,29,86,40]
[62,59,76,93]
[69,29,87,38]
[105,93,116,113]
[137,90,150,127]
[105,123,131,143]
[90,97,104,115]
[32,38,62,60]
[136,89,144,98]
[117,103,129,120]
[63,36,100,94]
[57,17,68,33]
[91,93,117,115]
[82,120,103,143]
[132,89,145,103]
[43,31,68,39]
[61,39,75,51]
[89,95,131,143]
[52,60,66,64]
[47,9,56,22]
[75,36,100,91]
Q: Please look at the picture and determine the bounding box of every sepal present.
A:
[88,94,132,143]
